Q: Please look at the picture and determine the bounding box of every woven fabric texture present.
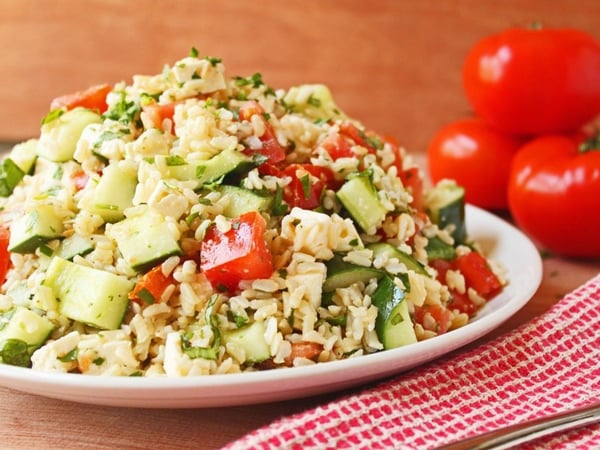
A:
[225,274,600,450]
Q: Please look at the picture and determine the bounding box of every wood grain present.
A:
[1,0,599,154]
[0,2,599,449]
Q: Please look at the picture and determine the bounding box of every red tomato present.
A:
[70,170,90,191]
[320,122,378,160]
[142,102,179,133]
[0,227,10,284]
[50,83,112,114]
[282,164,338,210]
[239,101,286,164]
[454,251,503,299]
[463,27,600,135]
[413,304,453,334]
[508,134,600,258]
[200,211,274,291]
[427,118,523,210]
[129,265,173,305]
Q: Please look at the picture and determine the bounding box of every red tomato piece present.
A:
[0,227,10,284]
[447,290,478,317]
[413,304,453,334]
[320,131,354,160]
[142,102,179,133]
[282,164,337,210]
[508,134,600,258]
[454,251,503,299]
[239,101,285,164]
[129,265,174,305]
[399,167,424,211]
[463,27,600,135]
[50,83,112,114]
[200,211,274,292]
[427,118,523,210]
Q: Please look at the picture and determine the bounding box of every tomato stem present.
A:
[579,133,600,153]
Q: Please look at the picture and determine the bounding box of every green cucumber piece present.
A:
[56,234,94,261]
[214,185,273,218]
[0,158,25,197]
[8,139,38,174]
[43,257,133,330]
[425,236,456,261]
[79,162,137,223]
[166,148,253,188]
[368,242,429,276]
[38,108,103,162]
[425,181,466,244]
[371,274,417,349]
[222,320,270,364]
[0,307,55,355]
[323,255,383,292]
[336,173,387,233]
[108,208,182,272]
[283,84,345,120]
[8,204,64,254]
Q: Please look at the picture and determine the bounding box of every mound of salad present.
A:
[0,49,505,376]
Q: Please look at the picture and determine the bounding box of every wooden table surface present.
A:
[0,1,599,449]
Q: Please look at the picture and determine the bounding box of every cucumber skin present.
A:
[8,205,65,254]
[371,275,417,349]
[43,257,133,330]
[323,255,384,293]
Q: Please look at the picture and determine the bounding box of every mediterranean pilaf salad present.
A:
[0,50,506,376]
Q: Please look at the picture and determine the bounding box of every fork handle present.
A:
[436,400,600,450]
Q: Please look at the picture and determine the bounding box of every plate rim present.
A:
[0,204,543,408]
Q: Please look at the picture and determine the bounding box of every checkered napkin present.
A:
[225,273,600,450]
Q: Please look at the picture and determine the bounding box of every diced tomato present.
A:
[71,170,90,191]
[0,227,10,284]
[400,167,424,211]
[282,164,338,210]
[454,251,503,299]
[339,122,378,153]
[142,102,180,133]
[239,101,286,164]
[320,131,355,160]
[128,265,174,305]
[413,304,453,334]
[200,211,274,292]
[50,83,112,114]
[447,290,478,316]
[429,258,453,283]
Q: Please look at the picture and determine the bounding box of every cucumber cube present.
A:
[336,174,387,233]
[222,320,270,364]
[0,306,55,350]
[79,162,137,223]
[108,209,182,272]
[8,204,65,254]
[43,257,133,330]
[38,108,103,162]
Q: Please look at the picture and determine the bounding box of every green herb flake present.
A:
[92,357,105,366]
[189,47,199,58]
[41,109,64,125]
[204,56,222,67]
[58,347,79,363]
[271,185,288,216]
[307,94,322,108]
[136,288,156,305]
[0,339,31,367]
[300,173,311,199]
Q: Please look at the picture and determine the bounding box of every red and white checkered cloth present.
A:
[225,273,600,450]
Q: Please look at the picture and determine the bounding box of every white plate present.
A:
[0,205,542,408]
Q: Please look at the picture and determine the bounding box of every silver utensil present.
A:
[436,400,600,449]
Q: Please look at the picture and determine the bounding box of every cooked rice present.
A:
[0,52,506,377]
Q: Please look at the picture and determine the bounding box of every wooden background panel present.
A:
[0,0,599,154]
